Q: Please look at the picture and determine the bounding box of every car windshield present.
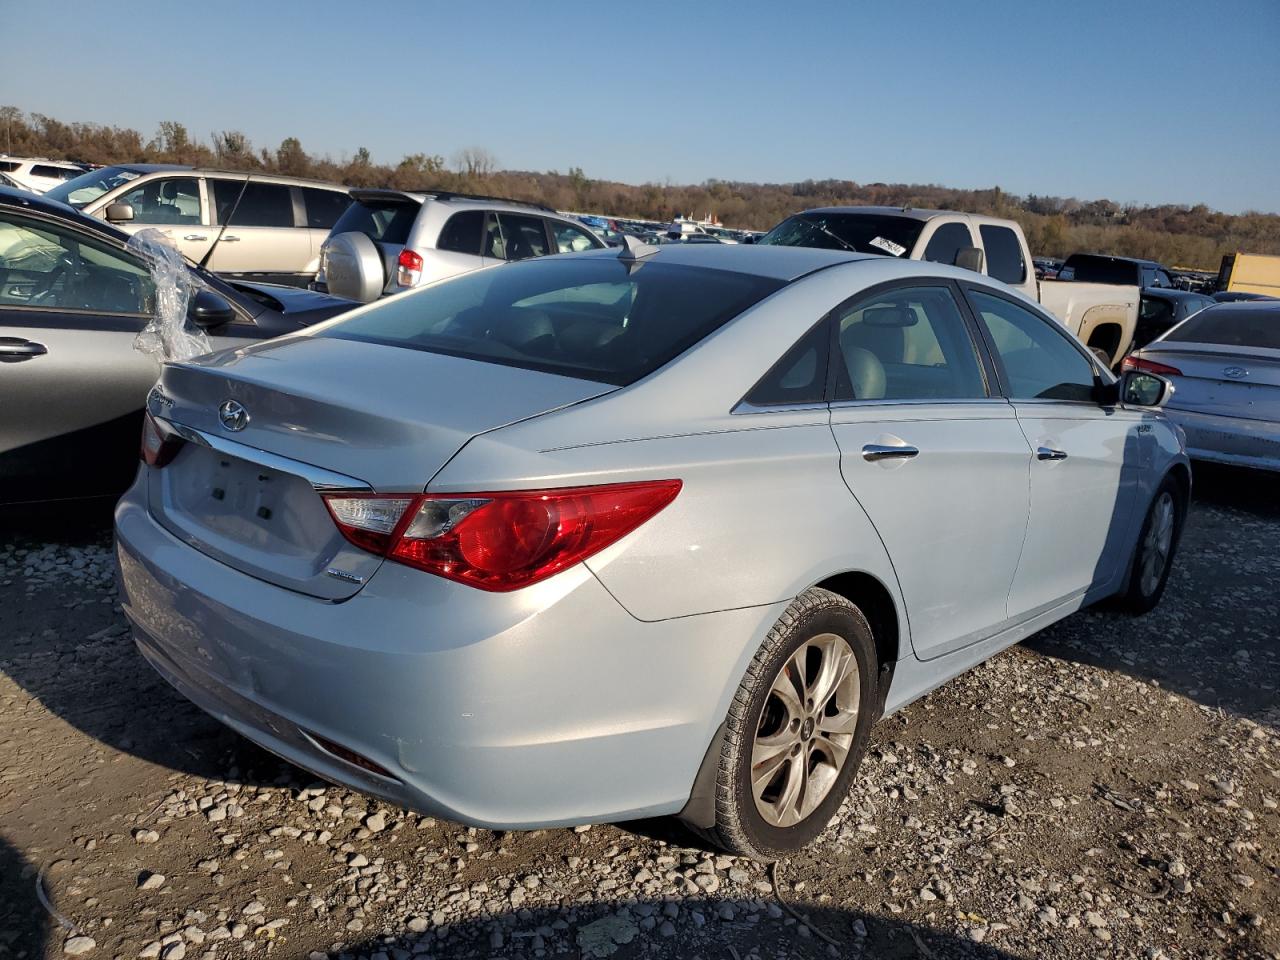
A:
[319,256,785,385]
[757,213,924,258]
[45,165,145,209]
[1164,306,1280,350]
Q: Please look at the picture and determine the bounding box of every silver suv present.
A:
[316,190,605,302]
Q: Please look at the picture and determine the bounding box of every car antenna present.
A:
[200,173,252,270]
[618,234,660,268]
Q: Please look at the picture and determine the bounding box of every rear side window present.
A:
[320,257,785,385]
[301,188,350,230]
[31,164,80,181]
[485,213,550,261]
[436,211,485,254]
[746,319,830,406]
[1164,306,1280,349]
[212,180,295,227]
[0,161,18,172]
[979,226,1026,285]
[550,220,601,253]
[330,198,419,245]
[922,222,973,266]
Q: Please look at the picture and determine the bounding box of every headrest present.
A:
[862,306,917,327]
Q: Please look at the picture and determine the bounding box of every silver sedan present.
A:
[115,243,1189,859]
[1125,299,1280,472]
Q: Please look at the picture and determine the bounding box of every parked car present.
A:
[0,187,356,509]
[316,190,607,303]
[0,156,86,194]
[43,165,351,287]
[1057,253,1177,289]
[1125,300,1279,472]
[0,171,29,192]
[1132,288,1215,351]
[758,207,1142,366]
[1212,290,1275,303]
[115,242,1187,859]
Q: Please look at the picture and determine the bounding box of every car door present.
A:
[0,207,160,504]
[963,286,1144,617]
[107,174,217,265]
[206,179,312,283]
[827,280,1031,660]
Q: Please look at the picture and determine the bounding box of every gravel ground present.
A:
[0,463,1276,960]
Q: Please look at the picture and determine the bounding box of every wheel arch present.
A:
[809,569,903,669]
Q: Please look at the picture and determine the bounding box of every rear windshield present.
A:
[330,198,419,245]
[758,213,924,258]
[1061,255,1139,285]
[319,256,785,385]
[1164,306,1280,350]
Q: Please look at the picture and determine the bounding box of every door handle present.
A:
[0,337,48,359]
[1037,447,1068,461]
[862,443,920,462]
[183,234,209,241]
[221,235,241,242]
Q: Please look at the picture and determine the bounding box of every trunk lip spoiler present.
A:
[159,418,373,493]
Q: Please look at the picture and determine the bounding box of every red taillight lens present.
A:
[323,480,681,591]
[396,249,424,288]
[140,412,185,468]
[1122,355,1182,377]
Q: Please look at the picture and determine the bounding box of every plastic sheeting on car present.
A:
[127,228,211,362]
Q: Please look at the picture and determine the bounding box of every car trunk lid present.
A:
[1144,344,1280,422]
[147,335,614,599]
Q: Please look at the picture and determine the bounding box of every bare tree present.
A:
[452,146,497,179]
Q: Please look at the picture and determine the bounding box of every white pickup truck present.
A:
[758,207,1139,366]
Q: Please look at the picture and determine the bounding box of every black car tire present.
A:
[1116,475,1185,615]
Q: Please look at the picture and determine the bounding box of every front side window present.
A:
[969,289,1096,402]
[320,257,784,385]
[116,177,202,225]
[550,220,601,253]
[212,180,294,227]
[0,212,152,314]
[979,225,1026,285]
[436,211,485,255]
[484,213,550,261]
[922,222,973,266]
[301,188,350,230]
[833,285,986,401]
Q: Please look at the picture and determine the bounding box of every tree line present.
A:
[4,107,1277,270]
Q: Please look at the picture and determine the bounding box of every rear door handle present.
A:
[0,337,47,359]
[1037,447,1068,461]
[221,235,241,242]
[862,443,920,462]
[184,234,208,241]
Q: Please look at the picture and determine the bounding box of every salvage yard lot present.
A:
[1,465,1276,960]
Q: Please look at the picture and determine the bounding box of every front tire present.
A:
[1117,476,1185,614]
[699,588,877,860]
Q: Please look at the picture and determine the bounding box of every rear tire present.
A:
[1116,476,1185,615]
[697,588,877,860]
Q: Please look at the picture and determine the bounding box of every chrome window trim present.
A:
[731,400,830,416]
[827,397,1009,411]
[160,419,373,492]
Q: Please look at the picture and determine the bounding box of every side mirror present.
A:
[104,202,135,223]
[954,246,984,273]
[1121,370,1173,408]
[188,289,235,329]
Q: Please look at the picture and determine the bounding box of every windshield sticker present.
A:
[869,236,907,257]
[117,171,141,181]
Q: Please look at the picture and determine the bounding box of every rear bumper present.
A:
[1165,407,1280,473]
[114,477,779,828]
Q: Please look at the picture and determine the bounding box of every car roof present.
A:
[794,205,951,222]
[570,241,869,280]
[1201,299,1280,318]
[1069,252,1163,268]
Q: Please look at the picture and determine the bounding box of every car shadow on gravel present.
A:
[1025,462,1280,725]
[339,899,1028,960]
[0,833,48,957]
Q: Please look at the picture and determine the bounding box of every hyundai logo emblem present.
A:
[1222,366,1248,379]
[218,399,249,432]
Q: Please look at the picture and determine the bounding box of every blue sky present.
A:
[5,0,1278,213]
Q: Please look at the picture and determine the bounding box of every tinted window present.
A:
[0,161,18,172]
[485,213,550,261]
[551,220,602,253]
[320,257,785,386]
[833,285,986,401]
[1164,305,1280,349]
[759,213,924,258]
[117,177,202,225]
[212,180,294,227]
[747,320,830,406]
[436,210,485,255]
[1062,255,1138,285]
[979,225,1026,285]
[330,198,419,245]
[0,211,152,314]
[970,290,1096,402]
[31,165,80,181]
[922,222,973,266]
[301,188,350,230]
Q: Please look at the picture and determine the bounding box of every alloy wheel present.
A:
[750,633,860,828]
[1140,491,1176,596]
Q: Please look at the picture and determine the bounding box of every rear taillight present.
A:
[323,480,681,591]
[396,249,423,288]
[140,412,185,468]
[1122,355,1183,377]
